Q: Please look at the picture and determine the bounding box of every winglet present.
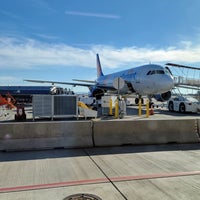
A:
[96,54,104,78]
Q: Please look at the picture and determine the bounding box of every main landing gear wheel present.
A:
[135,98,144,105]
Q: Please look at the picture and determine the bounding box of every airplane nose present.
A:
[170,76,174,87]
[158,75,174,92]
[165,75,174,90]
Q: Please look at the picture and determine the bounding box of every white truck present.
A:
[168,95,200,113]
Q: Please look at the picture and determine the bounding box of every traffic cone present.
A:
[150,105,154,115]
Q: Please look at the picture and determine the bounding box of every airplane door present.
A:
[134,72,143,93]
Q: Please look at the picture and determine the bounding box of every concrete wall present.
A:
[197,119,200,138]
[0,119,199,151]
[0,121,93,151]
[93,119,200,147]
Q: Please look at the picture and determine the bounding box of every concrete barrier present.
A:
[0,119,199,151]
[93,119,200,147]
[0,121,93,151]
[197,119,200,137]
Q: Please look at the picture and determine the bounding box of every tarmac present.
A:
[0,103,200,122]
[1,144,200,199]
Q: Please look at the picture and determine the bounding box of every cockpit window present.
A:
[164,68,171,75]
[156,70,165,74]
[147,71,152,75]
[146,70,165,75]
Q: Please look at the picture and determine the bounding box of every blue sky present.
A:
[0,0,200,93]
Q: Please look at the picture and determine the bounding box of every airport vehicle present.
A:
[25,54,174,103]
[15,104,26,120]
[78,95,97,107]
[0,94,16,109]
[168,95,200,113]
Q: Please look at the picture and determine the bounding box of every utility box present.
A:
[33,95,78,120]
[33,95,52,118]
[53,95,77,117]
[101,96,117,115]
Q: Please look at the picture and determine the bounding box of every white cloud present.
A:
[0,37,93,69]
[34,33,59,40]
[0,36,200,70]
[65,11,121,19]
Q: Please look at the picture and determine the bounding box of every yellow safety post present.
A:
[115,100,119,118]
[138,99,142,116]
[109,98,113,115]
[146,99,149,118]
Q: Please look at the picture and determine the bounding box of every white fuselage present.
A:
[96,64,174,95]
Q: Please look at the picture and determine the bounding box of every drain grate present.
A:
[63,193,102,200]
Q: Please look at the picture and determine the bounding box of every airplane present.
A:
[25,54,174,104]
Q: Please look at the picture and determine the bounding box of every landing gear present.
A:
[135,97,144,105]
[147,96,154,108]
[135,96,154,107]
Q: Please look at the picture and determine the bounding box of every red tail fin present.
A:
[96,54,104,78]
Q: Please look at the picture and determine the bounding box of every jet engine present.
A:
[153,91,171,102]
[89,87,105,99]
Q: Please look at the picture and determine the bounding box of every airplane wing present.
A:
[72,79,96,84]
[24,79,94,87]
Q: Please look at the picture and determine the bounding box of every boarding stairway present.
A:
[174,76,200,90]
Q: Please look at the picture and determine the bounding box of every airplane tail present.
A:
[96,54,104,78]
